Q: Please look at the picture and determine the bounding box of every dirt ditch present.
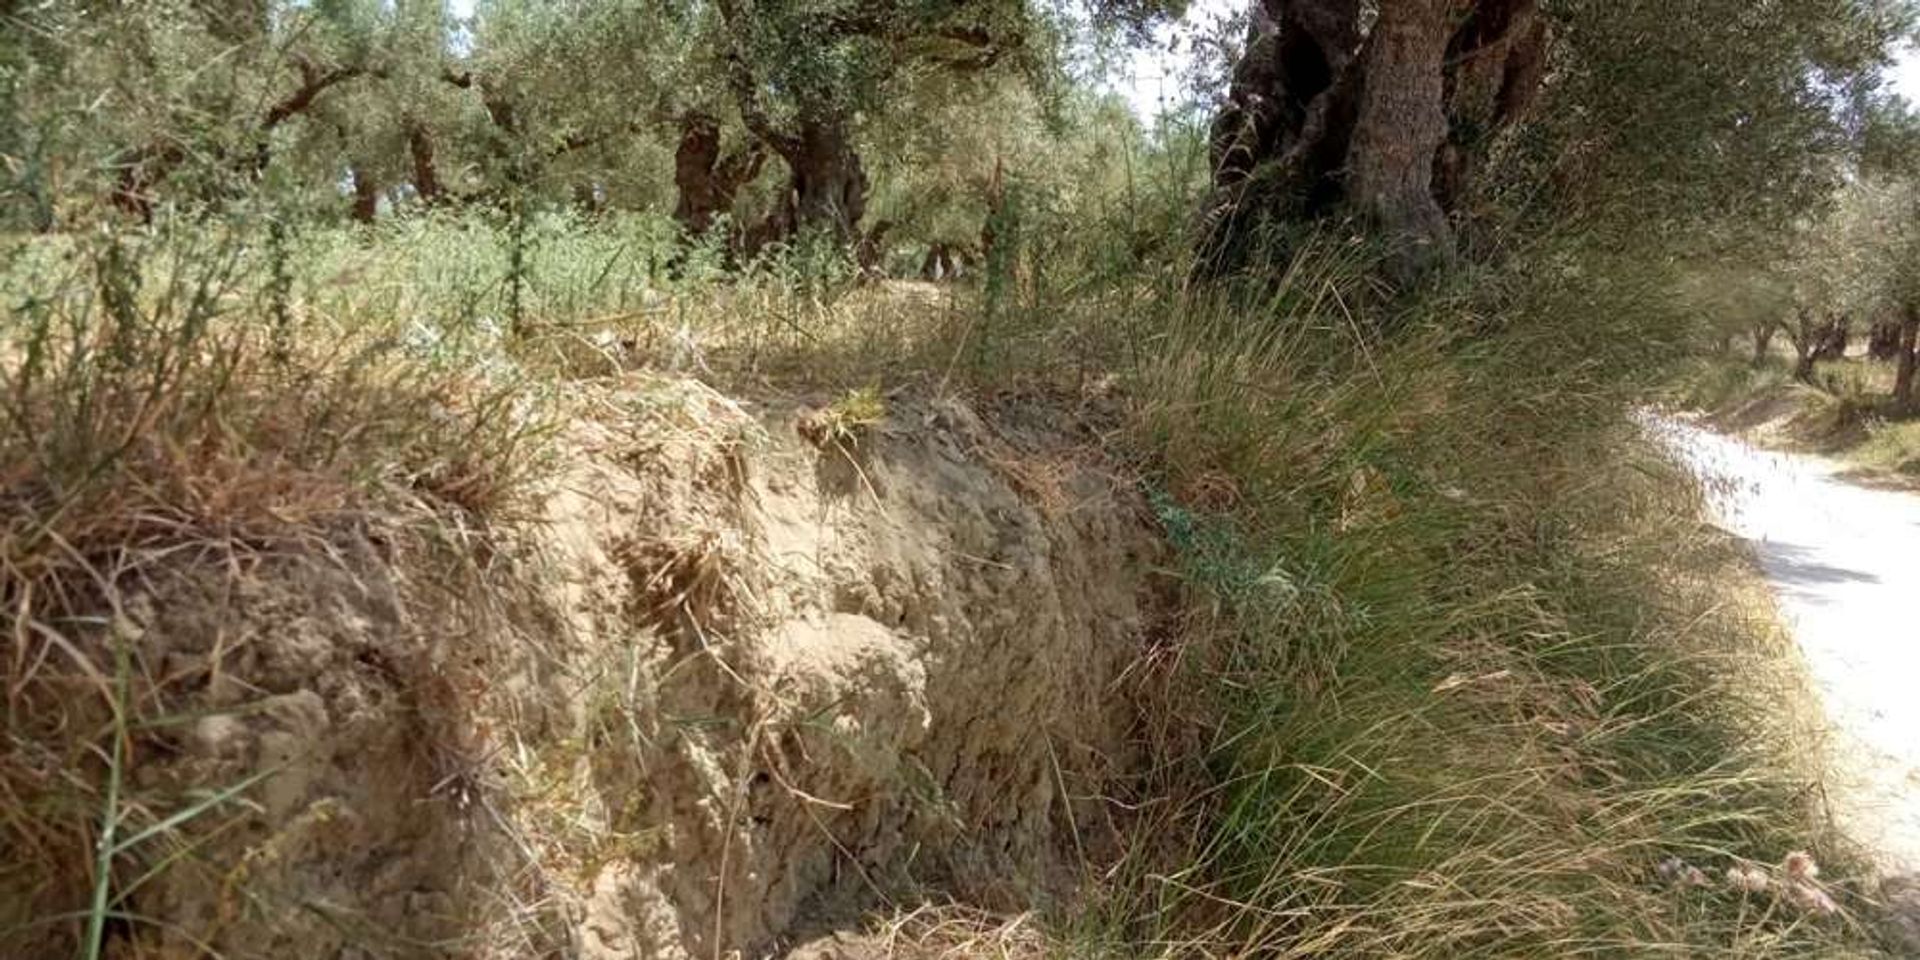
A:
[5,375,1168,959]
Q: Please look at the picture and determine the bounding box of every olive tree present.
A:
[1196,0,1905,285]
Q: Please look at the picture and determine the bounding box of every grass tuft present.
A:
[0,220,550,956]
[1,203,1897,956]
[1091,237,1889,956]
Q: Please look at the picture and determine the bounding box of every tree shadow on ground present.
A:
[1754,540,1880,605]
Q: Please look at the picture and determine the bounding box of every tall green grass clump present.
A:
[1106,237,1889,956]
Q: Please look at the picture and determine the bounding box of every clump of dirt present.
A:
[8,375,1163,959]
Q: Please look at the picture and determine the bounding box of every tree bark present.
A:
[1789,309,1820,383]
[715,0,869,245]
[1894,304,1919,414]
[672,112,765,237]
[110,143,186,221]
[1346,0,1457,281]
[921,242,961,281]
[1435,0,1548,217]
[856,219,893,276]
[1206,0,1359,195]
[1813,313,1849,362]
[406,119,445,206]
[261,60,366,133]
[350,166,379,223]
[784,113,867,243]
[1198,0,1551,284]
[673,113,728,235]
[1751,324,1776,366]
[1198,0,1361,270]
[1869,316,1902,361]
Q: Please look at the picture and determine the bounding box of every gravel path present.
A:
[1645,414,1920,877]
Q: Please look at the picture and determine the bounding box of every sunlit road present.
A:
[1647,415,1920,875]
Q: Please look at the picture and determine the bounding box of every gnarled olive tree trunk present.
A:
[1869,316,1903,361]
[1751,324,1777,366]
[1786,308,1824,383]
[1814,313,1850,362]
[782,113,868,244]
[726,114,871,250]
[713,0,872,248]
[1200,0,1550,283]
[350,166,380,223]
[672,111,766,237]
[1345,0,1455,278]
[405,119,445,206]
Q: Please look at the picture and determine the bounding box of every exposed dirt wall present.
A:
[15,376,1162,959]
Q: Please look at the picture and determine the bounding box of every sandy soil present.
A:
[6,376,1165,960]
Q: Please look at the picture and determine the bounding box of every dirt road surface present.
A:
[1647,415,1920,879]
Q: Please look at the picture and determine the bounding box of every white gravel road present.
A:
[1645,414,1920,876]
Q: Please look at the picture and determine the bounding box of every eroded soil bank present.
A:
[8,376,1166,959]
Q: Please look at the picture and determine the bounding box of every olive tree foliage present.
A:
[0,0,588,225]
[1761,175,1920,401]
[1691,98,1920,404]
[448,0,701,208]
[0,0,399,224]
[707,0,1172,245]
[862,76,1056,270]
[1,0,68,230]
[1771,198,1872,381]
[1675,258,1793,362]
[301,0,693,215]
[1825,105,1920,408]
[864,82,1149,274]
[1197,0,1912,285]
[1521,0,1909,251]
[2,0,1184,254]
[2,0,726,224]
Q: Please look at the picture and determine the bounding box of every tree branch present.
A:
[263,56,373,130]
[718,139,768,194]
[114,53,374,218]
[547,118,650,160]
[819,6,890,37]
[713,0,801,156]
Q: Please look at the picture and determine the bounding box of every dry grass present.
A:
[3,215,1901,957]
[1082,244,1899,957]
[0,226,552,956]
